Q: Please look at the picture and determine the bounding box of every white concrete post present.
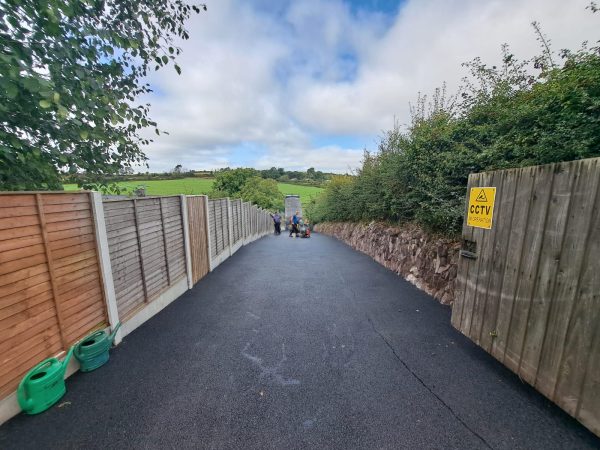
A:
[227,198,234,257]
[180,195,194,290]
[204,195,214,272]
[90,192,122,345]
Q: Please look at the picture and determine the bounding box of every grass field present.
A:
[63,178,323,204]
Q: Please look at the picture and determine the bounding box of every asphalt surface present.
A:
[1,233,599,450]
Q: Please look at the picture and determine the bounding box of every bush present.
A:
[310,20,600,235]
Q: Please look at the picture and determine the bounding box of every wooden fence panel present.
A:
[104,196,186,320]
[0,192,107,398]
[208,198,230,259]
[451,157,600,436]
[231,199,242,244]
[187,196,210,284]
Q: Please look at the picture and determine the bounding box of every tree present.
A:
[211,168,257,197]
[0,0,205,190]
[239,177,284,210]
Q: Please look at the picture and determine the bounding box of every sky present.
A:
[141,0,598,173]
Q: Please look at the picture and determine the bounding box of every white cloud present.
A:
[141,0,599,172]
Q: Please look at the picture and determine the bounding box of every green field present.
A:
[276,183,323,202]
[63,177,214,195]
[63,178,323,204]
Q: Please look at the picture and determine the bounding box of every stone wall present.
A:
[315,222,460,305]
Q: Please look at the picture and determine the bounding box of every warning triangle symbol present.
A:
[475,189,488,202]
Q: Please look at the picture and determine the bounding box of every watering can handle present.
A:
[16,358,53,408]
[74,331,103,358]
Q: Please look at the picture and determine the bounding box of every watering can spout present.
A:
[60,346,75,377]
[108,322,121,344]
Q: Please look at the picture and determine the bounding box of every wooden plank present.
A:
[468,170,503,345]
[0,263,48,288]
[35,194,68,348]
[47,225,94,242]
[0,253,47,277]
[0,215,39,231]
[519,162,576,384]
[0,242,45,264]
[553,160,600,416]
[0,327,60,373]
[41,193,89,205]
[132,199,149,303]
[0,195,36,207]
[44,208,91,224]
[536,161,598,400]
[0,233,43,253]
[49,233,95,252]
[58,271,99,296]
[53,255,97,278]
[0,205,38,219]
[42,201,91,214]
[63,294,103,325]
[46,217,93,234]
[503,164,554,373]
[0,298,56,330]
[0,289,54,323]
[64,311,106,344]
[0,315,59,356]
[0,278,52,310]
[491,168,535,363]
[52,241,96,260]
[159,198,172,286]
[60,278,102,304]
[451,173,478,331]
[0,306,57,343]
[54,263,98,286]
[53,247,96,268]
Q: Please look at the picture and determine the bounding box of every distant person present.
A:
[270,212,281,235]
[289,210,300,237]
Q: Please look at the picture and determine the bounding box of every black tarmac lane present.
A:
[1,233,599,450]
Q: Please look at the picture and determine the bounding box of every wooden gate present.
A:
[186,196,210,284]
[451,157,600,436]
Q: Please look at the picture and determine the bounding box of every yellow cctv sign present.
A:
[467,187,496,229]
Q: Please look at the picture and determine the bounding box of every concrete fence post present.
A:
[180,195,194,290]
[204,195,214,272]
[227,198,234,257]
[90,192,122,345]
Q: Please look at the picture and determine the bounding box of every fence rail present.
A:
[0,193,272,424]
[452,157,600,436]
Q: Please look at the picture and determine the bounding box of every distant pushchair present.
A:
[297,221,311,238]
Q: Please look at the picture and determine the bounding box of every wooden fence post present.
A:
[180,195,194,290]
[90,192,122,345]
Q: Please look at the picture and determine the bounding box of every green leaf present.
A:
[6,83,18,99]
[39,99,52,108]
[80,130,89,139]
[174,64,181,75]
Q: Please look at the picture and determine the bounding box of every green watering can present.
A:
[74,323,121,372]
[17,346,74,415]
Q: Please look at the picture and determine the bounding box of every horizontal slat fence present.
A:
[452,157,600,436]
[0,192,107,398]
[103,197,186,320]
[0,191,272,424]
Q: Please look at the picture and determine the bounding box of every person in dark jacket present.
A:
[289,211,300,237]
[270,212,281,235]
